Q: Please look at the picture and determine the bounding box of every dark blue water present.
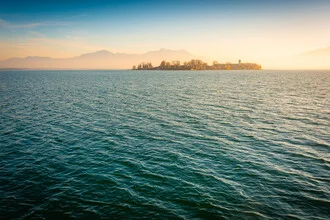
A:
[1,70,329,219]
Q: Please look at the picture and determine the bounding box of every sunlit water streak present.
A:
[0,70,329,219]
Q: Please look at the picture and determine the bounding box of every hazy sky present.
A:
[0,0,329,68]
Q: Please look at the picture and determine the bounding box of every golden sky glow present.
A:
[1,0,329,69]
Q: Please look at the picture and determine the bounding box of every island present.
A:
[132,59,261,70]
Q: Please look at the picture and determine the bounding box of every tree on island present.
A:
[160,60,166,69]
[137,62,153,70]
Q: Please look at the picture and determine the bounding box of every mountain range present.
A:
[1,46,329,70]
[293,46,330,69]
[0,49,196,69]
[300,46,330,57]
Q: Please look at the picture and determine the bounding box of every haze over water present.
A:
[1,0,330,69]
[1,70,329,219]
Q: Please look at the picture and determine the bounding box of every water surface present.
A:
[1,70,329,219]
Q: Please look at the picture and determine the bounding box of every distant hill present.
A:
[0,49,196,69]
[300,46,330,57]
[292,46,330,69]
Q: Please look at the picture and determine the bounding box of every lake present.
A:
[0,70,329,219]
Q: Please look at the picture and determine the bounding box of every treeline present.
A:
[133,59,261,70]
[134,62,153,70]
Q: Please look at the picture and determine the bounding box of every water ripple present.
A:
[1,70,330,219]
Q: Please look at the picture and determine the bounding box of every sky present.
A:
[0,0,329,68]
